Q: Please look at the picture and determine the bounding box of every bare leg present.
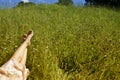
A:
[11,41,28,62]
[0,31,33,78]
[11,30,33,62]
[19,48,27,66]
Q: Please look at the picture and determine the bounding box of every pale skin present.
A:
[10,30,33,66]
[0,30,33,77]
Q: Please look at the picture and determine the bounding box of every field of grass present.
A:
[0,4,120,80]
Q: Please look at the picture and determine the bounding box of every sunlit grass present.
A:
[0,4,120,80]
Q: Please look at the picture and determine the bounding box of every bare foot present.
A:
[25,30,33,46]
[23,34,27,41]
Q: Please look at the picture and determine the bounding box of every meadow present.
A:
[0,4,120,80]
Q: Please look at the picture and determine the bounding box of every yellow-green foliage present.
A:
[0,5,120,80]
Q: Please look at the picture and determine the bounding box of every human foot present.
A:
[23,34,27,41]
[24,30,33,46]
[26,30,33,45]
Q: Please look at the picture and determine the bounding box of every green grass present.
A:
[0,4,120,80]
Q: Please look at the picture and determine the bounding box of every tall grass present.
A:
[0,4,120,80]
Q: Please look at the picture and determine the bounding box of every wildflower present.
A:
[46,45,49,49]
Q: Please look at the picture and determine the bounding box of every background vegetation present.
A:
[85,0,120,7]
[0,4,120,80]
[57,0,73,6]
